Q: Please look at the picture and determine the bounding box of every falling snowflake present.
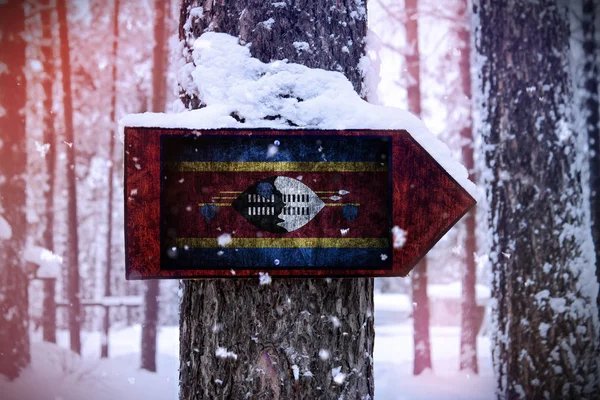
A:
[217,233,232,246]
[392,226,407,248]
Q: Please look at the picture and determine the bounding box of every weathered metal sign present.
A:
[124,128,475,279]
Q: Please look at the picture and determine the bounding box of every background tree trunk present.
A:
[40,0,58,345]
[474,0,600,397]
[404,0,432,376]
[141,0,169,373]
[0,0,31,379]
[457,0,478,374]
[101,0,120,360]
[410,261,431,375]
[57,0,82,355]
[178,1,374,398]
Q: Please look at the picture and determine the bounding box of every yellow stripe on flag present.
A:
[165,161,387,172]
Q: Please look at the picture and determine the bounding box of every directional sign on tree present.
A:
[124,128,475,279]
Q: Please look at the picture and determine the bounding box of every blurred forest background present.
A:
[0,0,598,399]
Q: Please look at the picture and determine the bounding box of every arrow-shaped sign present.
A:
[124,128,475,279]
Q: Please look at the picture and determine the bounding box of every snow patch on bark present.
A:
[359,29,382,103]
[331,366,346,384]
[319,349,330,360]
[293,41,310,54]
[259,18,275,30]
[215,347,238,360]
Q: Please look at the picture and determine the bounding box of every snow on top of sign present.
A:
[120,32,476,197]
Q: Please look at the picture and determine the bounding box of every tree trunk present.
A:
[582,0,600,312]
[41,278,57,344]
[57,0,82,355]
[411,259,431,375]
[457,0,478,374]
[141,0,169,373]
[474,0,600,397]
[141,278,159,372]
[404,0,432,375]
[151,0,168,113]
[178,1,374,398]
[40,0,58,345]
[101,0,120,360]
[0,0,31,380]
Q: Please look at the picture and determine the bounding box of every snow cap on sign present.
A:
[120,32,476,197]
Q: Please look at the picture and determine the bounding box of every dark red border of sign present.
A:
[124,127,476,280]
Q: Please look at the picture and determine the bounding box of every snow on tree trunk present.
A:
[581,0,600,311]
[404,0,432,376]
[457,0,478,374]
[0,0,31,380]
[177,1,374,398]
[141,0,169,373]
[57,0,82,355]
[473,0,600,397]
[40,0,58,345]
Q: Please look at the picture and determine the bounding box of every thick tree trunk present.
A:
[178,1,374,398]
[40,0,58,345]
[101,0,120,360]
[141,0,169,373]
[474,0,600,397]
[457,0,478,374]
[582,0,600,311]
[57,0,82,355]
[0,0,31,379]
[404,0,432,375]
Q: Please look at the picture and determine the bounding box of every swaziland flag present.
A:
[160,132,393,273]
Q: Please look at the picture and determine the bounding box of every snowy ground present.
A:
[2,294,495,400]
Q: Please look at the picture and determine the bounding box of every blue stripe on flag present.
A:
[162,247,391,270]
[162,135,390,163]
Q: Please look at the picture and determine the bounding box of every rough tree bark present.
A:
[582,0,600,310]
[0,0,31,380]
[101,0,120,360]
[40,0,58,344]
[410,260,431,376]
[474,0,600,397]
[178,1,374,398]
[404,0,432,376]
[457,0,478,374]
[57,0,82,355]
[141,0,169,373]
